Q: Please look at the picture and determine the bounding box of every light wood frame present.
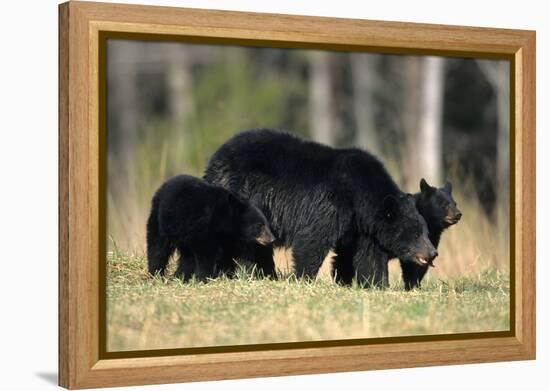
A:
[59,1,536,389]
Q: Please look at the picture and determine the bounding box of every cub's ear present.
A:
[382,194,400,219]
[249,193,263,209]
[444,180,453,193]
[420,178,435,195]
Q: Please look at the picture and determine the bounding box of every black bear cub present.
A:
[146,175,275,282]
[400,178,462,290]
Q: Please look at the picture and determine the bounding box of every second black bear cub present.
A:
[146,175,275,282]
[400,178,462,290]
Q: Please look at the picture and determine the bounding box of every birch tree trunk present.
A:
[418,56,445,185]
[402,57,422,190]
[402,56,445,190]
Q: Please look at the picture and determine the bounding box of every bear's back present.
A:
[205,129,356,186]
[205,128,399,199]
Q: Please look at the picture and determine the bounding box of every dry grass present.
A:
[106,250,509,352]
[106,190,510,352]
[105,136,510,352]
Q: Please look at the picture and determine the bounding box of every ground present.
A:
[106,250,510,352]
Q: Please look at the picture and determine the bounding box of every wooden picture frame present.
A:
[58,1,536,388]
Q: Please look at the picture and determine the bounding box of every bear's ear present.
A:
[444,180,453,193]
[419,178,435,195]
[382,194,400,219]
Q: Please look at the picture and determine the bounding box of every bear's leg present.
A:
[174,249,195,282]
[147,238,174,276]
[232,243,276,279]
[292,235,332,279]
[215,246,237,278]
[146,199,173,276]
[254,245,277,279]
[352,235,389,288]
[231,244,255,275]
[400,260,429,290]
[194,247,224,282]
[332,244,357,285]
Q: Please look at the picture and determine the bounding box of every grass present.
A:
[106,157,510,352]
[105,131,510,352]
[106,250,510,352]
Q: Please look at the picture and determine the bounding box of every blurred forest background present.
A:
[106,40,510,279]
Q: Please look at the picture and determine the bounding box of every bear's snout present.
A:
[445,208,462,225]
[413,243,438,267]
[256,226,275,246]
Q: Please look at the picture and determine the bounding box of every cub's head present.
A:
[416,178,462,229]
[376,193,438,267]
[234,194,275,246]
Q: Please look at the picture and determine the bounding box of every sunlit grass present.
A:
[106,250,509,352]
[105,134,510,352]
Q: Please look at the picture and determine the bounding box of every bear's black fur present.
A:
[204,128,437,287]
[400,179,462,290]
[146,175,276,282]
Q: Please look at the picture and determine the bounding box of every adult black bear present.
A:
[400,179,462,290]
[204,128,437,287]
[146,175,275,282]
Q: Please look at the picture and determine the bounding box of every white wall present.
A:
[0,0,546,389]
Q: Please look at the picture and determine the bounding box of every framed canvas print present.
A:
[58,1,536,389]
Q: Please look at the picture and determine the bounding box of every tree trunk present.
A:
[402,56,444,190]
[402,57,422,190]
[350,53,380,155]
[476,60,510,212]
[107,40,142,161]
[418,56,444,185]
[167,45,194,125]
[308,51,333,145]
